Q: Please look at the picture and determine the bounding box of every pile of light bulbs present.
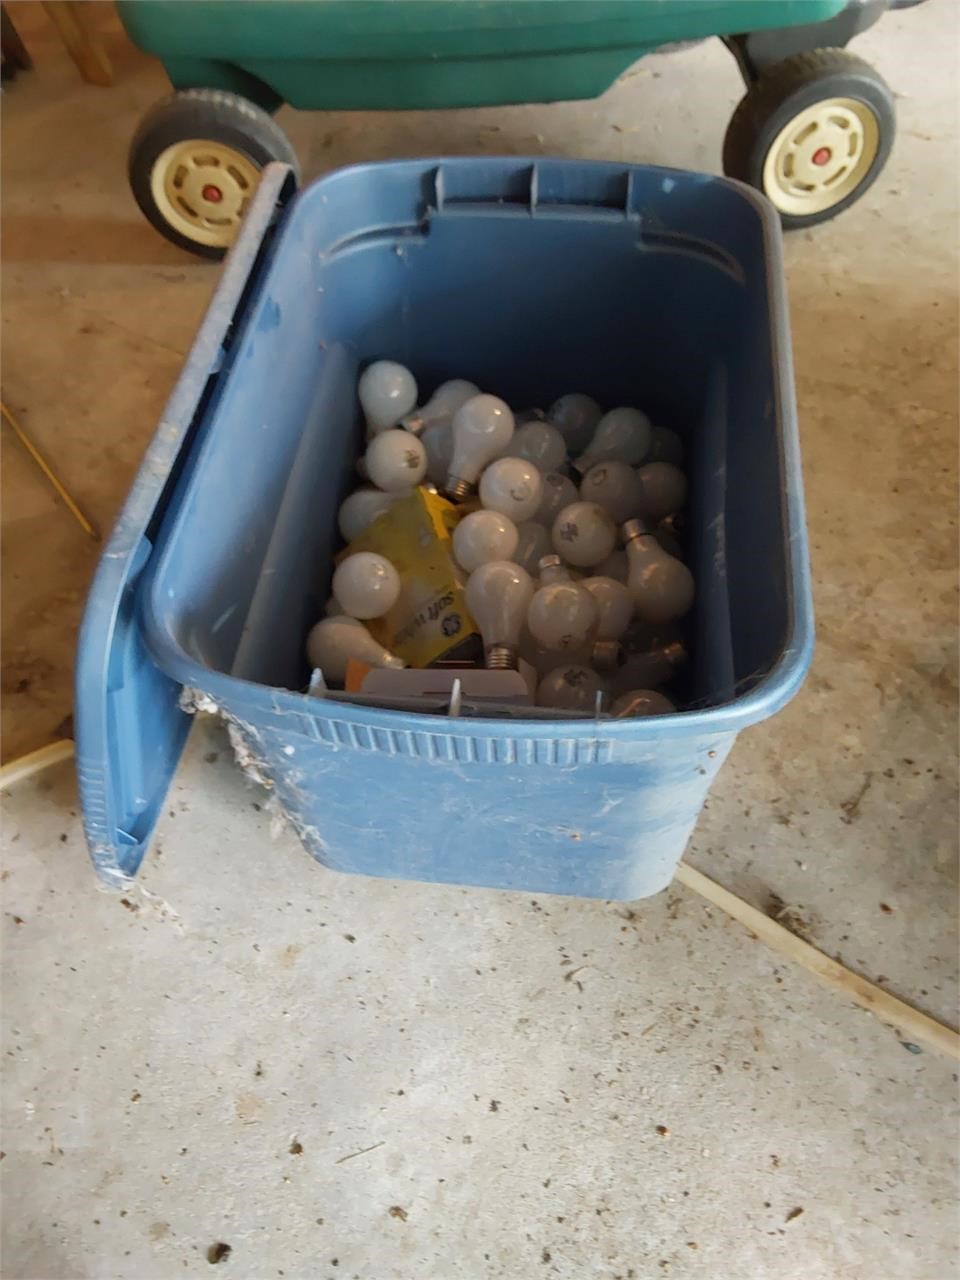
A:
[306,361,695,717]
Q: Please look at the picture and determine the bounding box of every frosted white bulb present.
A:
[622,519,695,624]
[365,429,427,491]
[464,560,534,669]
[358,361,418,436]
[595,548,628,583]
[579,461,642,524]
[420,422,453,487]
[509,421,568,473]
[574,407,652,472]
[513,521,553,576]
[401,379,479,433]
[551,501,617,568]
[305,617,405,682]
[520,623,568,675]
[635,462,687,523]
[537,664,605,712]
[611,689,676,718]
[338,486,406,542]
[548,393,602,454]
[533,471,578,526]
[581,576,634,641]
[527,556,597,651]
[332,552,401,620]
[452,510,518,574]
[614,641,687,695]
[446,394,515,499]
[478,456,543,523]
[650,425,683,466]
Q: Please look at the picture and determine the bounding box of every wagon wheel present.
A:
[723,49,895,228]
[129,88,299,258]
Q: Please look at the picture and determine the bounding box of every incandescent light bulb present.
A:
[452,510,519,574]
[527,555,598,651]
[464,560,534,669]
[574,407,652,472]
[365,430,427,491]
[445,395,515,500]
[305,617,405,682]
[358,361,417,436]
[332,552,401,620]
[622,519,695,624]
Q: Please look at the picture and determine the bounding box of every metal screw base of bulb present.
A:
[663,640,687,668]
[485,644,518,670]
[591,639,622,671]
[444,476,474,503]
[620,518,653,543]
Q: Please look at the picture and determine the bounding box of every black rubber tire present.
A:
[128,88,300,259]
[722,49,895,229]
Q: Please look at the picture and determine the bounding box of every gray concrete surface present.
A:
[2,2,957,1277]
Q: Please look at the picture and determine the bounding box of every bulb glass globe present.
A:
[332,552,401,620]
[358,361,417,436]
[611,689,676,718]
[534,471,578,527]
[537,664,605,712]
[622,519,695,624]
[478,456,543,523]
[306,617,405,682]
[574,407,652,472]
[464,560,533,669]
[401,379,479,433]
[547,393,602,454]
[551,501,617,567]
[445,394,514,499]
[365,429,427,491]
[581,575,634,640]
[338,487,406,542]
[510,421,567,472]
[452,510,519,574]
[579,461,642,524]
[513,521,553,576]
[527,557,598,651]
[635,462,687,524]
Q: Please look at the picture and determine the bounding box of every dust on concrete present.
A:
[765,891,816,943]
[840,772,874,824]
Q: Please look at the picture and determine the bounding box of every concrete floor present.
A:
[2,2,958,1277]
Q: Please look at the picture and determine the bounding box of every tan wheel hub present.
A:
[150,139,261,248]
[762,97,880,217]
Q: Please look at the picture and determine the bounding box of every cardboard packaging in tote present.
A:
[337,486,481,668]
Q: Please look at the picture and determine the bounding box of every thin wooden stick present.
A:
[0,740,75,791]
[2,399,100,541]
[675,860,960,1060]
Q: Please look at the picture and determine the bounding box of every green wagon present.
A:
[117,0,926,258]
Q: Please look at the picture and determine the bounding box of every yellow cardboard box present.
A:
[338,487,480,668]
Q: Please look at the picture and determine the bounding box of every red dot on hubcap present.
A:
[811,146,832,167]
[202,184,223,203]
